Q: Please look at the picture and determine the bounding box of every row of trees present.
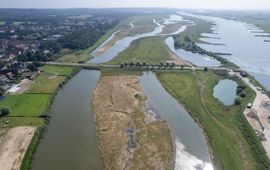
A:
[120,62,177,69]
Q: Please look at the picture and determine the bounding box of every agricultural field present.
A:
[27,74,66,94]
[157,70,270,170]
[0,94,51,117]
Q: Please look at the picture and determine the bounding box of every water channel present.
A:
[31,70,102,170]
[180,12,270,90]
[140,71,213,170]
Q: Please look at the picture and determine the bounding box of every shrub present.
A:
[234,98,241,105]
[0,107,10,116]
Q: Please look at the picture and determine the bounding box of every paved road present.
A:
[44,61,234,72]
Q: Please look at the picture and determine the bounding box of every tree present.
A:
[204,67,208,72]
[0,87,5,96]
[234,98,241,105]
[0,107,10,116]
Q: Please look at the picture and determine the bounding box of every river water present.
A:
[180,12,270,90]
[31,70,102,170]
[32,14,215,170]
[140,72,213,170]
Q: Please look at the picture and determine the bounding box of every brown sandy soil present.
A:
[95,25,155,56]
[93,76,173,170]
[0,126,36,170]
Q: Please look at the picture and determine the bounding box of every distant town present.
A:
[0,10,118,95]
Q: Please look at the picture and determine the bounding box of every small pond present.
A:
[213,79,238,106]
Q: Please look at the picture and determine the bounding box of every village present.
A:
[0,13,117,96]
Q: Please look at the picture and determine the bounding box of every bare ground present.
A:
[93,76,173,170]
[234,72,270,158]
[0,126,36,170]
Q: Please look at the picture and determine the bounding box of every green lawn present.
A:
[108,36,172,64]
[157,70,270,170]
[0,94,51,116]
[40,65,74,75]
[28,74,66,94]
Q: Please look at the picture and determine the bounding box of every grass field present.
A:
[157,70,270,170]
[238,16,270,33]
[0,94,51,116]
[108,36,172,64]
[27,75,66,94]
[40,65,74,75]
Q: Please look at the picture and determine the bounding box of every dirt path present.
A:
[93,75,173,170]
[0,126,36,170]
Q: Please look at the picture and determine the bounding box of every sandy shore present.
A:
[0,126,36,170]
[93,75,173,169]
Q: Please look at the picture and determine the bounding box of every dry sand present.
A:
[0,126,36,170]
[93,75,173,170]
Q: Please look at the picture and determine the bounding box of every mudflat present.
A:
[93,75,173,170]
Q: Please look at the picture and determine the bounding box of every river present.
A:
[140,72,213,170]
[180,12,270,90]
[32,14,214,170]
[31,70,102,170]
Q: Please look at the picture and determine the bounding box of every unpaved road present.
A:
[0,126,36,170]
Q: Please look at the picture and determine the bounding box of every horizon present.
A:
[0,0,270,10]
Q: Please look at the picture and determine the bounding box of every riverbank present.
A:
[0,65,77,170]
[157,70,270,169]
[93,73,173,169]
[232,71,270,158]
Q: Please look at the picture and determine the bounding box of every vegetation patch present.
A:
[0,117,44,127]
[101,67,142,76]
[0,94,51,116]
[108,36,172,64]
[40,65,74,75]
[157,70,270,170]
[27,74,66,94]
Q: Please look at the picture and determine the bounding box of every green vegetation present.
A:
[40,65,74,75]
[174,16,214,43]
[240,17,270,33]
[157,70,270,170]
[0,21,5,25]
[173,17,236,68]
[20,127,44,170]
[0,94,51,116]
[28,75,66,94]
[0,117,44,127]
[56,27,120,63]
[108,36,172,64]
[101,68,142,76]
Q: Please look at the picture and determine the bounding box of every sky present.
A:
[0,0,270,10]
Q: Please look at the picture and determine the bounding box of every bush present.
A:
[234,98,241,105]
[0,107,10,116]
[240,93,246,98]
